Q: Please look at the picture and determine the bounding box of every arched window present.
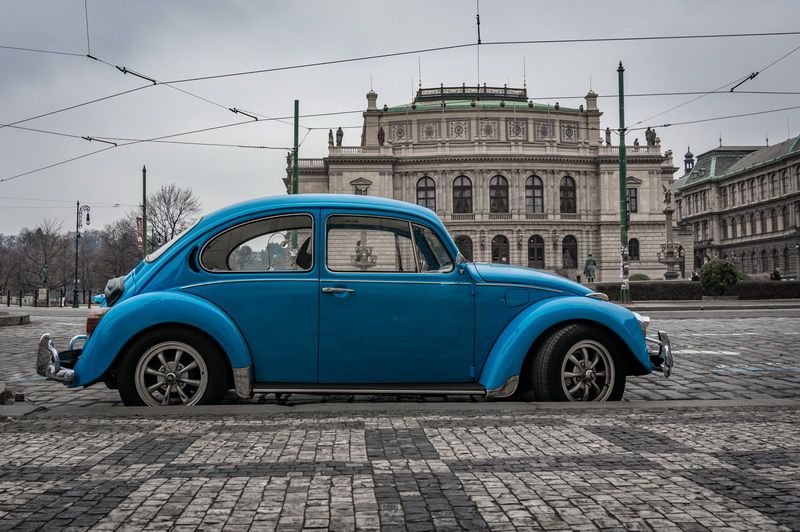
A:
[771,174,779,196]
[452,176,472,214]
[525,176,544,214]
[761,250,769,272]
[559,176,577,214]
[721,219,728,240]
[454,235,473,262]
[748,213,755,235]
[742,253,749,272]
[721,188,728,209]
[772,249,780,270]
[527,235,545,268]
[739,182,746,204]
[748,179,755,202]
[730,218,737,238]
[751,251,757,273]
[416,176,436,210]
[782,206,790,230]
[784,247,791,270]
[489,175,509,213]
[491,235,509,264]
[770,209,778,231]
[782,170,789,194]
[730,187,736,207]
[629,238,640,261]
[760,211,767,233]
[759,177,766,199]
[562,235,578,268]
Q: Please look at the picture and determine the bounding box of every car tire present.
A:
[117,328,227,406]
[530,323,626,402]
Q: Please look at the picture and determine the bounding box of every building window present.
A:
[559,176,577,214]
[796,166,800,190]
[525,176,544,213]
[730,218,737,238]
[677,199,682,218]
[761,250,769,272]
[782,170,789,194]
[784,247,791,270]
[740,216,746,237]
[489,175,509,213]
[751,251,757,273]
[627,187,638,213]
[702,221,709,240]
[730,187,736,207]
[760,211,766,233]
[739,182,745,204]
[772,249,780,270]
[452,176,472,213]
[748,179,755,203]
[770,209,778,231]
[721,219,728,240]
[527,235,545,268]
[629,238,640,261]
[782,206,790,230]
[562,235,578,268]
[416,176,436,210]
[721,188,728,209]
[454,235,473,261]
[759,177,766,199]
[491,235,509,264]
[771,174,779,197]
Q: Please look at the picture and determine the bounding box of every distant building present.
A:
[674,136,800,277]
[288,85,677,282]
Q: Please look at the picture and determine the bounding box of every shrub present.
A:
[630,273,650,281]
[699,259,741,296]
[737,280,800,299]
[592,281,701,301]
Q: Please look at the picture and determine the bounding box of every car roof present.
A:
[199,194,444,229]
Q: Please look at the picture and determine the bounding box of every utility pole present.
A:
[617,62,630,303]
[73,201,90,308]
[292,100,299,195]
[141,165,147,258]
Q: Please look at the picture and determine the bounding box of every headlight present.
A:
[632,312,650,336]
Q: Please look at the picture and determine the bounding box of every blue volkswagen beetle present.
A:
[37,194,672,406]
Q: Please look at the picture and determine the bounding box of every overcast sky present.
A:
[1,0,799,234]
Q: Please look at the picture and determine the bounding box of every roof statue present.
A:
[336,127,343,147]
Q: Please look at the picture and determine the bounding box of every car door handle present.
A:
[322,287,356,294]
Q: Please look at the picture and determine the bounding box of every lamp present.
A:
[480,230,486,248]
[516,229,523,249]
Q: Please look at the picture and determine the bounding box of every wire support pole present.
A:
[292,100,299,196]
[73,201,90,308]
[142,165,147,259]
[617,62,630,304]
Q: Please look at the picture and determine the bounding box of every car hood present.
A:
[470,263,592,296]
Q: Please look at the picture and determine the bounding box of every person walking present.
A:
[583,253,596,283]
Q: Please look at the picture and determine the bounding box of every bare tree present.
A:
[94,214,140,281]
[0,234,19,296]
[16,219,71,291]
[146,184,201,249]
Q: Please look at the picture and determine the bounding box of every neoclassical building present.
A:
[288,85,677,282]
[674,136,800,277]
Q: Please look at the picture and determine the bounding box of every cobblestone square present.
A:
[0,308,799,530]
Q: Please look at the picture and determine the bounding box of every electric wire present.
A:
[629,104,800,131]
[0,44,84,57]
[0,194,137,207]
[83,0,91,55]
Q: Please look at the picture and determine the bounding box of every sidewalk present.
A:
[624,298,800,311]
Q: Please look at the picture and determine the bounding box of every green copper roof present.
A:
[385,100,580,113]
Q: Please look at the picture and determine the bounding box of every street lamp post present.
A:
[73,201,91,308]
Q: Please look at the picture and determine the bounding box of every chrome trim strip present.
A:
[179,278,318,290]
[321,279,470,286]
[474,282,563,293]
[486,375,519,399]
[252,386,486,396]
[232,367,253,399]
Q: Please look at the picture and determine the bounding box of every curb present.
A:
[0,313,30,326]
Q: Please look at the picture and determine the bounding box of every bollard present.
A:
[18,290,22,307]
[6,290,9,307]
[88,289,92,309]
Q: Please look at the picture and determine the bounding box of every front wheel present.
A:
[118,329,227,406]
[530,324,626,402]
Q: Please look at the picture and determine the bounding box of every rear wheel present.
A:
[530,324,626,402]
[118,328,227,406]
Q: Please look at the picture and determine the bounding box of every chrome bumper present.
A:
[646,331,673,378]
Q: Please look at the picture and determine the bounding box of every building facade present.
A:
[288,86,677,282]
[674,137,800,278]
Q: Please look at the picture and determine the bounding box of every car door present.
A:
[318,210,475,383]
[184,210,319,383]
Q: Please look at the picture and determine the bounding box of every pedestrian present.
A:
[583,253,596,283]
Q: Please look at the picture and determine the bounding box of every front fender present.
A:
[70,291,252,387]
[478,296,651,391]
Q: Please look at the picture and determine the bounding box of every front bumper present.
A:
[645,331,673,378]
[36,334,87,384]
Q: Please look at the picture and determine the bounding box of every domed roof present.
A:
[684,146,694,159]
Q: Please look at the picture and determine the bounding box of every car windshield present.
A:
[144,219,202,263]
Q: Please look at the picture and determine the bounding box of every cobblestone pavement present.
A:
[0,404,798,530]
[1,309,799,408]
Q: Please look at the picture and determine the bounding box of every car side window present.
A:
[326,215,416,272]
[412,224,454,273]
[200,214,313,272]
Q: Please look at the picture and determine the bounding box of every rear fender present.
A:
[70,291,252,387]
[478,296,650,391]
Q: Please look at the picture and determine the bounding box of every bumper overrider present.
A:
[645,331,673,378]
[36,334,87,384]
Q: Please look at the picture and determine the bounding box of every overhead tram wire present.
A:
[0,45,84,57]
[0,194,138,207]
[4,30,799,131]
[628,104,800,131]
[632,41,800,126]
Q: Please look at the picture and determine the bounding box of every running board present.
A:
[252,382,487,396]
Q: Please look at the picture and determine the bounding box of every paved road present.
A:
[1,308,799,531]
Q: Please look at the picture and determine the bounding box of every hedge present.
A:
[589,280,800,301]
